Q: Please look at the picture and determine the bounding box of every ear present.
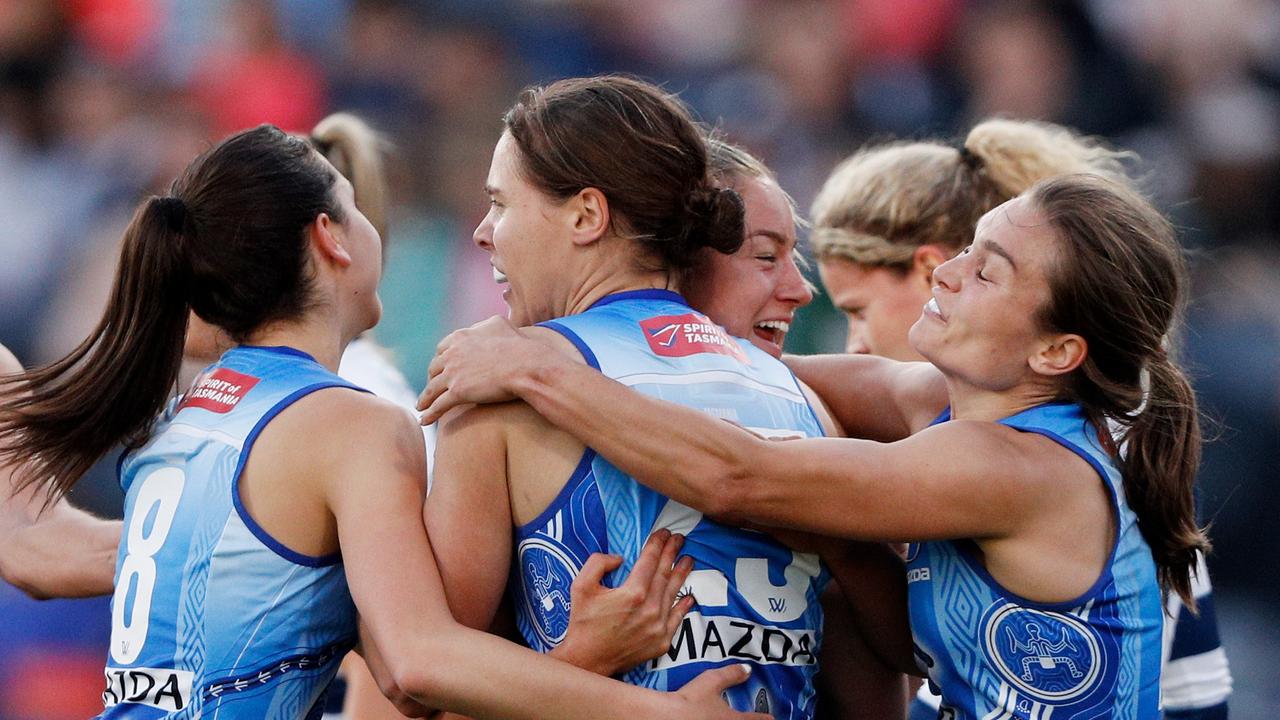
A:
[1029,333,1087,377]
[568,187,610,247]
[911,245,950,288]
[309,213,352,268]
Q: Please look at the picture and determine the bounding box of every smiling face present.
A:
[473,131,577,327]
[908,195,1061,391]
[682,176,813,358]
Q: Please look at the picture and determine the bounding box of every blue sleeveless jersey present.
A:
[907,402,1163,719]
[512,290,829,719]
[99,346,365,719]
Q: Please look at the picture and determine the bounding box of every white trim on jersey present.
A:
[1162,648,1233,709]
[616,369,807,403]
[167,422,244,451]
[1158,551,1232,711]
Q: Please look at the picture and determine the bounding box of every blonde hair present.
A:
[311,112,391,240]
[810,118,1135,267]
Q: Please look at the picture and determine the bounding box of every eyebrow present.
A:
[979,239,1017,271]
[484,184,501,196]
[750,230,793,248]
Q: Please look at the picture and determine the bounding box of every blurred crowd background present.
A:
[2,0,1277,717]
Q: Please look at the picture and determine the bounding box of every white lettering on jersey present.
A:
[681,569,730,607]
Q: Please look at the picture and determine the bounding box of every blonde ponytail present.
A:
[811,118,1137,267]
[311,113,391,240]
[964,118,1134,198]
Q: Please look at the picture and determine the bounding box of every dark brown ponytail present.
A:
[1031,174,1208,610]
[0,124,341,503]
[0,199,191,502]
[1121,355,1206,608]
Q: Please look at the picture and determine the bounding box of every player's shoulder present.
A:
[523,325,590,365]
[271,386,421,452]
[913,419,1079,487]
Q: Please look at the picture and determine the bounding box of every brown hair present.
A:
[704,136,816,290]
[706,136,802,224]
[0,125,342,503]
[1031,173,1208,609]
[503,75,744,274]
[811,118,1133,269]
[311,112,391,241]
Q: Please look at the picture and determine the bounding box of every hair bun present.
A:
[678,186,745,258]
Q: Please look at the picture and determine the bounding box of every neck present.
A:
[243,314,350,373]
[561,253,675,317]
[944,376,1062,422]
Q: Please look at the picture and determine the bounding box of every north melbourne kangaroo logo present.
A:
[1010,624,1083,682]
[529,555,571,619]
[517,538,577,647]
[982,603,1104,703]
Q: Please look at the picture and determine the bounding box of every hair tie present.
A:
[957,145,984,171]
[309,135,333,155]
[155,196,187,234]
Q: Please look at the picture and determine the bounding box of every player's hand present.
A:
[417,316,550,423]
[553,529,695,676]
[667,664,771,719]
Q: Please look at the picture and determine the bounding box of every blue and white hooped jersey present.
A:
[512,290,829,720]
[907,402,1163,719]
[100,346,365,719]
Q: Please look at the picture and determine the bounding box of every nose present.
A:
[932,254,961,292]
[473,211,494,251]
[845,319,870,355]
[779,252,814,307]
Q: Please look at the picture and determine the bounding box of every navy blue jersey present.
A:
[101,346,364,719]
[512,290,829,719]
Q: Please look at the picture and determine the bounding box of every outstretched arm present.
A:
[0,344,119,599]
[0,487,120,599]
[785,353,947,440]
[419,318,1042,543]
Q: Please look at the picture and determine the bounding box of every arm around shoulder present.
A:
[784,354,946,441]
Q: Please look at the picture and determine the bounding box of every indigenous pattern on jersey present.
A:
[99,346,365,719]
[911,551,1231,720]
[907,402,1163,719]
[512,290,829,720]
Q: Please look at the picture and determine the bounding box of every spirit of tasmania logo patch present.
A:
[180,368,261,414]
[639,313,750,363]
